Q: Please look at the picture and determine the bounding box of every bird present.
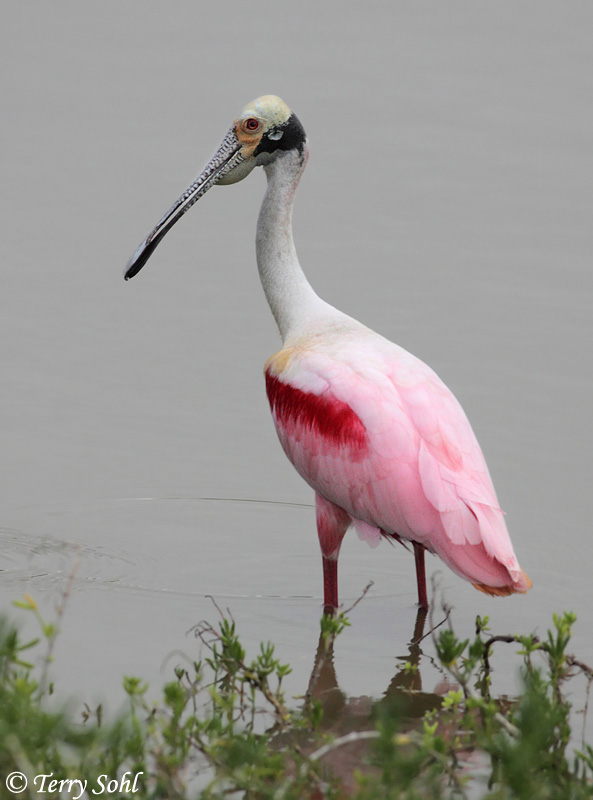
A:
[124,95,531,612]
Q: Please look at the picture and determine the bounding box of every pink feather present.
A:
[266,332,531,598]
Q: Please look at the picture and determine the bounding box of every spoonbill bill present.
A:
[124,95,531,612]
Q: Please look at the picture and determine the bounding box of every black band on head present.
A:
[253,113,307,157]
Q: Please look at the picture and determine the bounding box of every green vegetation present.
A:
[1,594,592,799]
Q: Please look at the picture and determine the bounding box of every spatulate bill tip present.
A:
[123,238,153,280]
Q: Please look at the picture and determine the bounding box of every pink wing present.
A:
[265,338,530,595]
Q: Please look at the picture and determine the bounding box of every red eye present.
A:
[245,117,260,131]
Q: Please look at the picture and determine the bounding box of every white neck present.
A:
[255,147,329,342]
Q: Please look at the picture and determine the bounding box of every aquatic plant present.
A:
[0,595,592,799]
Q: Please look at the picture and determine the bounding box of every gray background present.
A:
[1,2,591,714]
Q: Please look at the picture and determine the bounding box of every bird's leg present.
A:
[413,542,429,610]
[411,605,428,642]
[322,557,339,616]
[315,494,351,615]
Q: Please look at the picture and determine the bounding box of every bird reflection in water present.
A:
[299,608,457,793]
[306,609,453,729]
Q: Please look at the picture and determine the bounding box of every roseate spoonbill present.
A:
[124,95,531,612]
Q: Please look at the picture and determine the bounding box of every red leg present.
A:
[413,542,429,610]
[315,494,350,614]
[322,556,339,616]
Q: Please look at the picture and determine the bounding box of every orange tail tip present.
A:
[472,569,532,597]
[473,582,518,597]
[521,570,533,591]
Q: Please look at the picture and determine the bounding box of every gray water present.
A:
[1,1,592,734]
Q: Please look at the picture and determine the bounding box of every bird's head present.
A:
[124,95,306,280]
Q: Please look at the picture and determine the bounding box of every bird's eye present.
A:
[245,118,260,131]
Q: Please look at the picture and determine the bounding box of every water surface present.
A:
[1,2,592,722]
